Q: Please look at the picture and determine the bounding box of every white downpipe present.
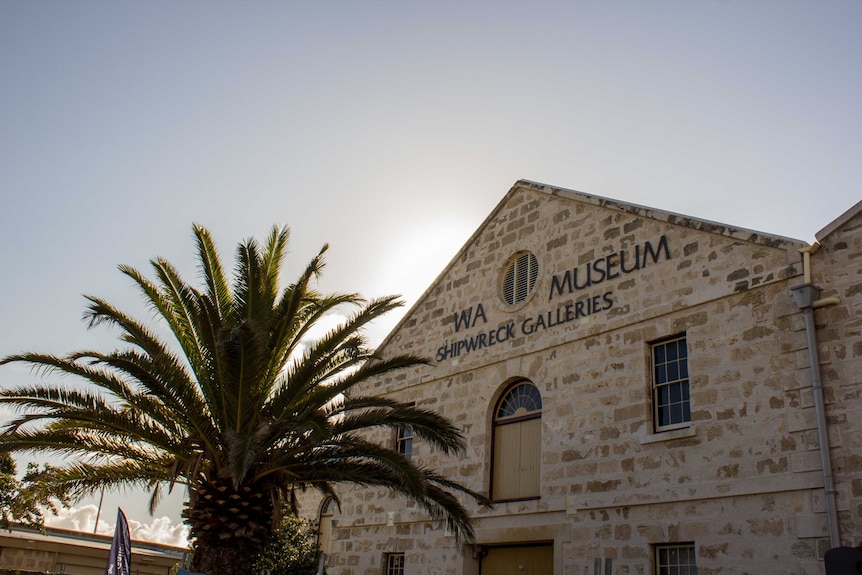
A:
[792,244,841,548]
[799,300,841,548]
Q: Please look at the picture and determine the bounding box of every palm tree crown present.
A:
[0,225,487,575]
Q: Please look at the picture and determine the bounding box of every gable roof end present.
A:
[519,180,807,249]
[815,199,862,242]
[372,179,809,355]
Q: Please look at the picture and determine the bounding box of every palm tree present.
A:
[0,225,488,575]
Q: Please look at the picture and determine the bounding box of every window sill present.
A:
[639,425,696,445]
[491,495,540,504]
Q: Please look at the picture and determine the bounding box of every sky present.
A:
[1,0,860,547]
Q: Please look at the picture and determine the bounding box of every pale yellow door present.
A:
[519,418,541,496]
[493,423,522,499]
[319,500,335,554]
[481,545,553,575]
[493,417,541,500]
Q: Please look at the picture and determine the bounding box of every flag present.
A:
[104,508,131,575]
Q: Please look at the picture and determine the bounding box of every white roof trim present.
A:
[815,199,862,242]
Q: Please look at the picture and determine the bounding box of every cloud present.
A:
[127,515,189,547]
[43,504,103,533]
[44,505,189,548]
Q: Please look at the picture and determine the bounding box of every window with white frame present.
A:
[652,335,691,431]
[655,542,697,575]
[396,426,413,461]
[385,553,405,575]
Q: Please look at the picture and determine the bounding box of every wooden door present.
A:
[481,545,553,575]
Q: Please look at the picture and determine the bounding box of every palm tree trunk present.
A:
[190,540,263,575]
[184,477,274,575]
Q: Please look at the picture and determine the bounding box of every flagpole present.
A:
[93,490,104,534]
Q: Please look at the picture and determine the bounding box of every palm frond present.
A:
[41,460,178,500]
[193,224,232,320]
[148,258,208,380]
[260,225,289,299]
[333,399,465,456]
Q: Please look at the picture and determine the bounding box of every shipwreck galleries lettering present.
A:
[435,235,671,362]
[436,294,613,362]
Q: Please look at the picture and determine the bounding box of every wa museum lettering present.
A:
[435,235,671,362]
[547,235,670,298]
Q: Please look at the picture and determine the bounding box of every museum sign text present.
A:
[435,235,671,362]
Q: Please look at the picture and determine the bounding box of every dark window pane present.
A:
[498,382,542,419]
[667,343,678,361]
[659,549,668,562]
[660,406,671,426]
[670,383,682,403]
[656,543,696,575]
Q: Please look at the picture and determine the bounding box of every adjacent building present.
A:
[0,525,185,575]
[306,181,862,575]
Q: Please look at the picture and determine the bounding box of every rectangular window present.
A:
[652,335,691,431]
[396,427,413,461]
[385,553,405,575]
[655,543,697,575]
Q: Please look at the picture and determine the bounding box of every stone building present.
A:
[306,181,862,575]
[0,525,185,575]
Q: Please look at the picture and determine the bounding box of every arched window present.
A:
[318,497,337,556]
[492,380,542,501]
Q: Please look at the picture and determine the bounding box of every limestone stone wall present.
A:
[811,205,862,548]
[302,183,861,575]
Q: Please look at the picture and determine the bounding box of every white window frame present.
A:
[385,552,405,575]
[655,542,697,575]
[396,426,413,461]
[652,335,691,432]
